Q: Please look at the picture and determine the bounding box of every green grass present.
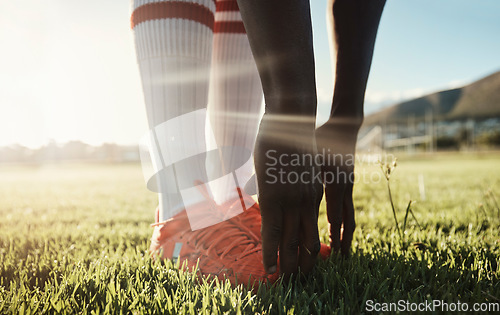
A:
[0,155,499,314]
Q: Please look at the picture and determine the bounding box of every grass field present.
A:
[1,153,499,314]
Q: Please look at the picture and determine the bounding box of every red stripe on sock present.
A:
[131,2,214,30]
[214,21,245,34]
[216,1,239,12]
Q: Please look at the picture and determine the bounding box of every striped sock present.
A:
[132,0,216,222]
[207,0,263,205]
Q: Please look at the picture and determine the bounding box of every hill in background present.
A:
[364,70,500,126]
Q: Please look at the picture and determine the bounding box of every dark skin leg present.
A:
[316,0,386,255]
[236,0,322,279]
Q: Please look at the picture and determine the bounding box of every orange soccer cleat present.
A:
[150,186,278,287]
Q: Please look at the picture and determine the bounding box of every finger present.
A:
[279,207,300,278]
[325,182,347,253]
[260,199,282,274]
[341,182,355,255]
[298,204,320,275]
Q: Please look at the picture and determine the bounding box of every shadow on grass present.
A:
[251,246,499,314]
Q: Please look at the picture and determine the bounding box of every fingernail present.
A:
[267,265,277,274]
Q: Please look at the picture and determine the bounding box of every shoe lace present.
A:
[187,180,262,260]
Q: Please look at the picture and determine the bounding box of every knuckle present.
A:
[270,221,282,235]
[283,238,300,252]
[261,222,282,242]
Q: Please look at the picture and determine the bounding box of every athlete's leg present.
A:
[207,0,263,205]
[131,0,216,223]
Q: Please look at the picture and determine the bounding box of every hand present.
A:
[316,121,358,255]
[324,167,355,255]
[255,120,322,279]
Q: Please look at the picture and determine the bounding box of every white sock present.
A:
[207,0,263,206]
[132,0,216,222]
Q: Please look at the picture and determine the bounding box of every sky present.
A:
[0,0,499,148]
